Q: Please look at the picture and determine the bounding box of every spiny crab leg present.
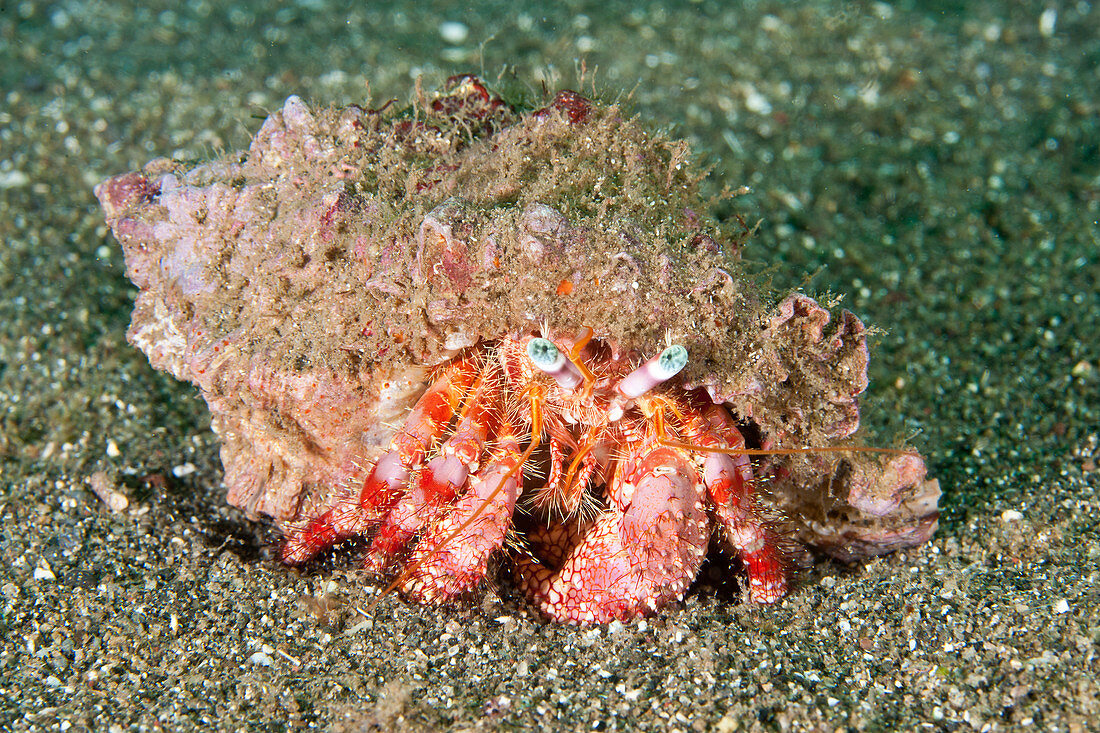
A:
[369,379,547,609]
[639,395,786,603]
[555,427,602,516]
[280,355,479,564]
[364,361,502,572]
[544,435,568,497]
[682,402,787,604]
[534,428,594,517]
[657,398,918,603]
[399,418,525,602]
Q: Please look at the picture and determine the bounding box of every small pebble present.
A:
[715,716,738,733]
[89,471,129,512]
[1001,509,1024,522]
[172,462,196,478]
[439,21,469,44]
[1071,360,1093,377]
[1038,8,1057,38]
[1052,599,1070,614]
[0,169,30,188]
[34,563,56,582]
[249,652,274,666]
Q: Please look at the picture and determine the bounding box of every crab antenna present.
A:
[527,337,584,391]
[617,344,688,398]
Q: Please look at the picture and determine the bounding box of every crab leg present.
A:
[535,425,599,516]
[516,444,709,624]
[364,360,502,572]
[544,435,568,498]
[689,403,787,603]
[400,418,524,602]
[281,355,479,564]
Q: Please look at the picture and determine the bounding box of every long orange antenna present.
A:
[659,437,918,457]
[651,396,916,458]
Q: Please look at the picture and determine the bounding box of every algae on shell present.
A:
[95,78,938,560]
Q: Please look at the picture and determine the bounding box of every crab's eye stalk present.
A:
[617,344,688,398]
[527,337,584,391]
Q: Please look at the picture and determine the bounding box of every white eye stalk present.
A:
[617,344,688,398]
[527,337,584,391]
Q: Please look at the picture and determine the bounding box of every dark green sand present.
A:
[1,1,1096,730]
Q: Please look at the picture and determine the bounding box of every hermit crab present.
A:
[96,76,940,624]
[281,333,788,623]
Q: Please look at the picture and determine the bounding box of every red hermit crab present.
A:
[95,76,940,624]
[281,332,787,623]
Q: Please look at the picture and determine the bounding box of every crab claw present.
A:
[400,429,524,602]
[516,446,709,624]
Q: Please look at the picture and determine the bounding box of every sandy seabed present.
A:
[1,1,1096,730]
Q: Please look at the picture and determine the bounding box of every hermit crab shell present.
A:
[96,78,938,559]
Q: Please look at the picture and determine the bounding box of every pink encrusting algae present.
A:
[95,76,940,624]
